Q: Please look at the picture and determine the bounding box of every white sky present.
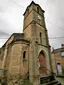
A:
[0,0,64,49]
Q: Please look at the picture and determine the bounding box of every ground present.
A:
[56,77,64,85]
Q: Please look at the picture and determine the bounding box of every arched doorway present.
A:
[39,51,47,75]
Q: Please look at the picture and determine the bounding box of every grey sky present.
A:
[0,0,64,49]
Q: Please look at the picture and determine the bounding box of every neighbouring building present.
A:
[52,44,64,75]
[0,1,53,85]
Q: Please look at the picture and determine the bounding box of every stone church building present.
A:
[0,1,53,85]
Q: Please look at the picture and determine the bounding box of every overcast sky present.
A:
[0,0,64,49]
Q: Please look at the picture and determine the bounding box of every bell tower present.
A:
[23,1,52,85]
[23,1,49,45]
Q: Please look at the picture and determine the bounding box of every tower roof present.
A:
[23,1,45,15]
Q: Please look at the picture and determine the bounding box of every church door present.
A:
[39,51,47,75]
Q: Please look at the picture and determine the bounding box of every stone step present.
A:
[40,75,62,85]
[57,82,62,85]
[47,80,58,85]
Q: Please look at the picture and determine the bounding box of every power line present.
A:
[11,0,24,8]
[42,36,63,39]
[0,38,8,39]
[11,0,64,33]
[48,36,64,39]
[0,0,64,41]
[46,20,64,31]
[11,0,64,32]
[0,36,64,40]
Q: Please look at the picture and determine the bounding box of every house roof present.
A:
[52,47,64,53]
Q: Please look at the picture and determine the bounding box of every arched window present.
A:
[23,51,26,59]
[40,32,42,44]
[37,7,39,13]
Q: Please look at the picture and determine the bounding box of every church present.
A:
[0,1,60,85]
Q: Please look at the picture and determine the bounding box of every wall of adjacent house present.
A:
[52,51,64,75]
[51,52,57,75]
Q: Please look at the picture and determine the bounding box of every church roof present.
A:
[2,33,30,48]
[13,33,30,43]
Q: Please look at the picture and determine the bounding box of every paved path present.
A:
[56,77,64,85]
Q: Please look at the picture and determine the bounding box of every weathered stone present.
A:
[0,1,52,85]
